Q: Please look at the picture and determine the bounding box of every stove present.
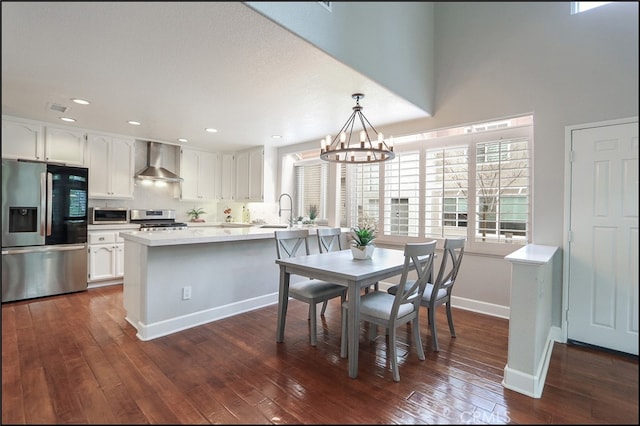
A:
[130,209,188,231]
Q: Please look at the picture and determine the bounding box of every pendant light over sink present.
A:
[320,93,395,164]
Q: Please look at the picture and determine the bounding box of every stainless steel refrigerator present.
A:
[2,159,89,302]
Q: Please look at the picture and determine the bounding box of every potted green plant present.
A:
[187,207,206,223]
[308,205,318,222]
[350,224,376,259]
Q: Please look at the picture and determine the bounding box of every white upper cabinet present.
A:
[87,133,135,199]
[235,147,264,202]
[220,153,235,201]
[45,126,87,166]
[179,147,218,200]
[2,118,86,165]
[2,118,44,160]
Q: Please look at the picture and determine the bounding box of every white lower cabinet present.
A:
[87,230,127,286]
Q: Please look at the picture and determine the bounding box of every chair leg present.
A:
[309,303,318,346]
[389,325,400,382]
[364,282,379,294]
[368,322,377,341]
[446,302,456,338]
[412,316,425,361]
[340,304,348,358]
[320,300,328,316]
[428,306,439,352]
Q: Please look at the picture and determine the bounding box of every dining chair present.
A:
[315,227,344,315]
[340,241,437,382]
[388,237,466,352]
[274,229,347,346]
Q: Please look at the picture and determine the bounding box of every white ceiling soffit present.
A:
[1,2,429,153]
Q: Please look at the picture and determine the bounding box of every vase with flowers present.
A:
[223,207,232,223]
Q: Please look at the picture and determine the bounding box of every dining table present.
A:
[275,246,409,378]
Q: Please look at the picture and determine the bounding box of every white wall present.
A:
[246,1,435,115]
[428,1,638,325]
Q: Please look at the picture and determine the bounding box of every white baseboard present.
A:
[378,281,510,319]
[502,328,555,398]
[128,292,279,341]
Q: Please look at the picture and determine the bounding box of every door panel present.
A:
[568,121,638,355]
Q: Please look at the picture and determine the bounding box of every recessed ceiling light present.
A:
[177,138,188,143]
[71,98,90,105]
[271,135,282,139]
[205,128,218,133]
[128,121,141,126]
[60,117,76,122]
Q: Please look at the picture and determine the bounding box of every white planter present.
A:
[351,245,375,260]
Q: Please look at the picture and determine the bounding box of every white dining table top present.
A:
[275,247,407,282]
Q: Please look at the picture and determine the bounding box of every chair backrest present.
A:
[316,227,343,253]
[432,237,465,296]
[390,241,437,319]
[274,229,311,259]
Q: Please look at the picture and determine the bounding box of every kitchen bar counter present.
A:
[119,225,348,247]
[120,225,349,341]
[119,226,275,246]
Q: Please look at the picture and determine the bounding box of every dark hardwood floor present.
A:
[2,285,638,424]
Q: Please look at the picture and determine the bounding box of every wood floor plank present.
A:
[2,285,638,424]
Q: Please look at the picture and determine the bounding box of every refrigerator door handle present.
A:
[1,244,86,255]
[46,172,53,236]
[40,172,47,236]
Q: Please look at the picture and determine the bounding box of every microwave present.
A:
[89,207,129,224]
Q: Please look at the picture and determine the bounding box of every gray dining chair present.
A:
[340,240,437,381]
[274,229,347,346]
[388,237,466,352]
[315,227,344,315]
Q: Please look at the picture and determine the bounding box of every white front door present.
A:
[567,120,638,355]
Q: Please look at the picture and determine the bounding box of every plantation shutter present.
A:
[425,145,469,238]
[295,163,325,219]
[348,162,380,227]
[384,151,420,236]
[475,136,529,242]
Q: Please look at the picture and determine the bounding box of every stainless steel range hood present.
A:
[135,141,183,182]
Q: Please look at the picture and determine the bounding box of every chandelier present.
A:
[320,93,395,164]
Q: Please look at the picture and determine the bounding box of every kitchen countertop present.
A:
[119,225,349,247]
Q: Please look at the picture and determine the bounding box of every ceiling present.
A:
[1,2,429,153]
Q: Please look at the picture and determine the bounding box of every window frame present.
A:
[345,119,533,256]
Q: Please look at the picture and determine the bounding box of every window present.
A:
[475,136,530,243]
[295,163,325,220]
[348,162,380,227]
[384,152,420,237]
[571,2,611,14]
[425,145,468,239]
[345,115,532,253]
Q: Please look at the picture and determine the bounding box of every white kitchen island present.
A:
[121,226,283,340]
[120,226,347,341]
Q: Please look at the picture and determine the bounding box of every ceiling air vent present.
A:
[49,103,68,113]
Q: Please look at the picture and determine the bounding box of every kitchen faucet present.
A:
[278,193,293,227]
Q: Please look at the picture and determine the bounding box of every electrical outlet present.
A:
[182,286,192,300]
